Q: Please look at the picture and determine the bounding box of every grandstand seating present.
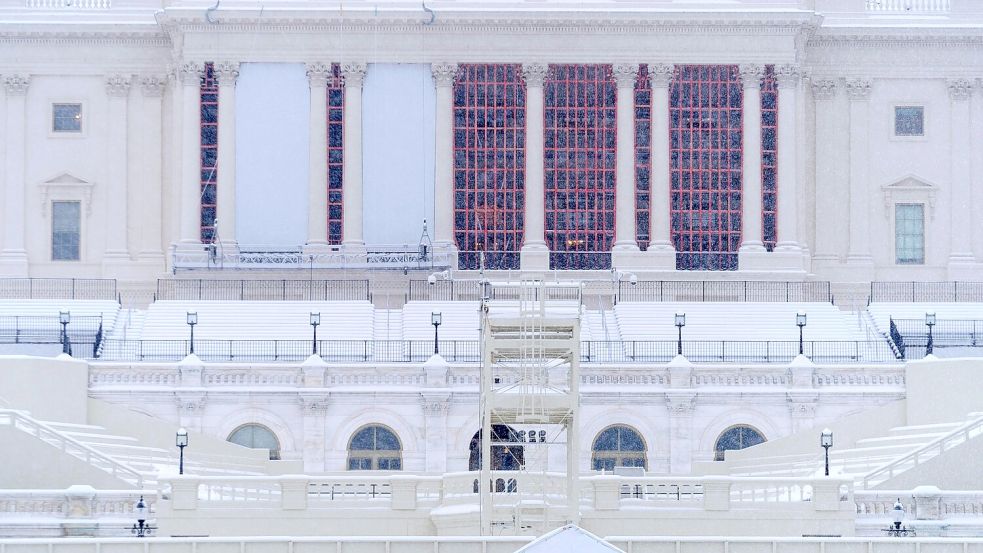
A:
[867,302,983,332]
[0,300,119,353]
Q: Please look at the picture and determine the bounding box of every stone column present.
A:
[299,395,329,473]
[432,62,458,256]
[341,62,366,252]
[520,62,550,271]
[774,64,803,258]
[738,64,766,268]
[215,62,239,251]
[647,63,676,268]
[947,79,976,277]
[612,63,640,265]
[103,75,131,264]
[305,63,331,252]
[811,79,839,266]
[422,393,450,473]
[137,75,167,266]
[177,62,203,250]
[845,78,874,270]
[0,74,30,276]
[666,393,695,473]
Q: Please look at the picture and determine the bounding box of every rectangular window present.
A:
[895,106,924,136]
[895,203,924,264]
[52,201,81,261]
[52,103,82,133]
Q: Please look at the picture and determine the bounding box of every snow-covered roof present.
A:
[514,524,625,553]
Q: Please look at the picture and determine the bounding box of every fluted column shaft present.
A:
[948,79,974,262]
[215,62,239,248]
[105,75,131,258]
[649,64,674,252]
[613,63,639,251]
[739,64,765,252]
[305,63,330,248]
[775,65,801,251]
[138,76,166,261]
[811,79,839,261]
[432,63,458,250]
[1,75,29,272]
[522,63,548,251]
[845,78,873,263]
[178,63,203,246]
[341,62,366,249]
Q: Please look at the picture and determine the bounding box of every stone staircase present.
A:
[373,309,403,342]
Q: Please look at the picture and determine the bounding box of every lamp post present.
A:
[176,427,188,475]
[431,312,442,354]
[925,312,936,355]
[186,312,198,355]
[674,313,686,356]
[310,312,321,355]
[796,311,807,355]
[130,495,155,537]
[59,310,71,355]
[821,428,833,476]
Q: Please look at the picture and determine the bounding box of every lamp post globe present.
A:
[186,312,198,355]
[176,427,189,475]
[820,428,833,476]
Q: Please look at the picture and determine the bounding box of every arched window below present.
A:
[227,424,281,460]
[714,425,766,461]
[591,425,647,471]
[347,425,402,470]
[468,425,525,472]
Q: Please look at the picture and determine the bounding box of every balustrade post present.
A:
[702,477,732,511]
[169,477,200,510]
[589,477,622,510]
[811,478,844,512]
[391,475,419,510]
[280,476,310,510]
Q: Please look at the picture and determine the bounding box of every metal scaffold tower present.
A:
[479,277,582,535]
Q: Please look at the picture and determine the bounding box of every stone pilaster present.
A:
[666,392,696,474]
[811,79,840,267]
[611,63,641,267]
[520,62,550,271]
[137,75,167,266]
[738,64,767,269]
[103,75,132,266]
[773,64,805,266]
[305,62,332,252]
[421,392,451,473]
[175,393,206,433]
[341,62,367,252]
[432,62,459,258]
[214,62,240,251]
[947,78,977,277]
[0,74,30,276]
[844,78,874,273]
[646,63,676,268]
[176,62,204,252]
[300,394,330,473]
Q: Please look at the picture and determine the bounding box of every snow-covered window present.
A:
[51,200,80,261]
[52,103,82,133]
[895,203,925,265]
[348,425,402,470]
[895,106,924,136]
[591,425,647,471]
[714,425,765,461]
[228,424,281,460]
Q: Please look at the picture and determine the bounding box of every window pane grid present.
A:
[52,201,81,261]
[591,425,647,471]
[670,65,743,271]
[545,64,617,270]
[327,63,345,245]
[895,106,924,136]
[453,64,526,270]
[714,425,765,461]
[348,425,403,471]
[761,65,778,251]
[52,103,82,133]
[895,203,925,264]
[200,62,218,244]
[635,64,652,250]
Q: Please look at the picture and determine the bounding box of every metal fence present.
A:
[889,318,983,359]
[0,315,103,343]
[156,279,370,301]
[0,278,117,300]
[617,281,832,303]
[870,282,983,303]
[407,280,582,302]
[94,339,898,363]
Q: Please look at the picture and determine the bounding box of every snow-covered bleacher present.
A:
[867,302,983,331]
[0,299,119,349]
[867,302,983,358]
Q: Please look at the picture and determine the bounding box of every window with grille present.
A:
[761,66,778,250]
[670,65,743,270]
[327,63,345,245]
[714,425,766,461]
[468,425,525,471]
[453,64,525,270]
[348,425,402,470]
[895,106,924,137]
[591,425,647,471]
[228,424,281,460]
[895,203,925,264]
[200,62,218,243]
[544,64,617,270]
[51,201,81,261]
[635,65,652,250]
[52,103,82,133]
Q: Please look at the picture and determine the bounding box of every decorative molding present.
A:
[648,63,674,88]
[299,394,330,414]
[774,64,800,89]
[214,61,240,87]
[811,79,836,100]
[880,174,938,220]
[306,62,333,88]
[175,393,206,414]
[844,78,872,100]
[341,62,367,88]
[105,74,131,97]
[140,75,167,97]
[3,74,30,95]
[612,62,639,89]
[666,393,696,415]
[521,62,548,88]
[430,62,459,88]
[38,173,95,218]
[738,63,764,89]
[947,78,973,101]
[177,62,202,86]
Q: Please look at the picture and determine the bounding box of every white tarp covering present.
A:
[515,525,625,553]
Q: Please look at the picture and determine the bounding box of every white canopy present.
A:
[515,525,625,553]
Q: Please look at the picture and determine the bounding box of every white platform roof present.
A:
[515,524,625,553]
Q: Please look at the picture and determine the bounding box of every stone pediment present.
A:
[880,174,937,219]
[38,172,95,217]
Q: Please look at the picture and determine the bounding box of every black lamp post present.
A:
[59,310,71,355]
[186,312,198,355]
[674,313,686,356]
[130,495,155,537]
[176,427,188,475]
[821,428,833,476]
[431,312,442,354]
[310,312,321,355]
[796,311,807,355]
[925,312,936,355]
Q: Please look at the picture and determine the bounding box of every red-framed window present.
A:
[200,62,218,243]
[453,64,526,270]
[761,65,778,251]
[544,64,616,270]
[669,65,743,271]
[634,64,651,250]
[327,63,345,245]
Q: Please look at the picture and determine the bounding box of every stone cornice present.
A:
[809,30,983,50]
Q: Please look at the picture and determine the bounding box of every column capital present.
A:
[431,62,459,88]
[666,392,696,416]
[177,62,203,86]
[306,62,332,87]
[948,78,973,101]
[612,62,639,89]
[3,74,30,95]
[811,78,837,100]
[844,77,872,101]
[341,62,367,88]
[214,61,240,86]
[649,63,674,88]
[774,64,801,89]
[738,63,764,89]
[521,62,548,87]
[140,75,167,97]
[299,393,331,414]
[105,74,131,97]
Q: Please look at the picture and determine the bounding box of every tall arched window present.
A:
[227,424,280,460]
[347,425,402,470]
[591,425,647,471]
[468,425,525,471]
[714,425,766,461]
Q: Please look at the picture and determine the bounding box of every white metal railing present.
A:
[25,0,111,8]
[0,410,144,489]
[865,0,950,13]
[862,414,983,489]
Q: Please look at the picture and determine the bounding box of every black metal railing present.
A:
[0,315,104,344]
[155,279,371,301]
[888,317,906,359]
[870,282,983,303]
[617,281,832,303]
[457,251,520,271]
[92,339,898,363]
[0,278,117,300]
[892,318,982,349]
